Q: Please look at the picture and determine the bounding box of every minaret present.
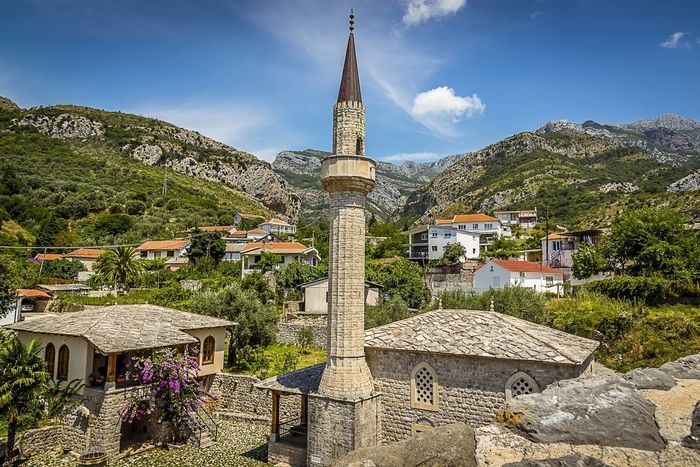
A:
[307,11,380,466]
[318,8,375,400]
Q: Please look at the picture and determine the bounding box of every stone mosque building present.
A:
[256,12,599,467]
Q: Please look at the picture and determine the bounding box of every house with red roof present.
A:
[473,259,564,295]
[240,241,319,276]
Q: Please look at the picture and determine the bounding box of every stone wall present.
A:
[365,348,590,443]
[333,101,365,156]
[427,269,475,294]
[277,318,328,348]
[0,425,63,460]
[209,373,300,422]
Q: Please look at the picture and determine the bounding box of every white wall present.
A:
[186,327,228,376]
[473,261,563,294]
[452,221,509,238]
[0,298,21,326]
[140,248,185,260]
[16,331,91,388]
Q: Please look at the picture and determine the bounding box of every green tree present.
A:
[366,258,430,309]
[437,243,466,266]
[482,236,521,260]
[365,296,411,329]
[188,283,279,367]
[0,337,50,467]
[572,242,608,279]
[40,258,85,280]
[0,256,17,320]
[94,213,133,236]
[188,230,226,265]
[277,261,327,290]
[94,246,144,291]
[257,250,283,273]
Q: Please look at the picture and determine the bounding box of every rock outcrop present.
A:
[668,169,700,192]
[17,113,105,139]
[623,367,676,390]
[334,423,476,467]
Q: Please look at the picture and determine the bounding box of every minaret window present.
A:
[505,371,540,401]
[356,137,364,155]
[411,362,439,411]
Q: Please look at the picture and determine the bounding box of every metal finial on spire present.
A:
[349,9,355,32]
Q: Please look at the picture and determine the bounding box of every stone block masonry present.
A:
[366,348,590,443]
[277,318,328,348]
[209,373,300,422]
[333,101,365,156]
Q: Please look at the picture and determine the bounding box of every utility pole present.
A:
[544,205,549,267]
[162,165,169,196]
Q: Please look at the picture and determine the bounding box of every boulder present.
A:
[624,367,676,390]
[508,376,665,451]
[659,354,700,380]
[683,401,700,451]
[503,454,609,467]
[334,423,476,467]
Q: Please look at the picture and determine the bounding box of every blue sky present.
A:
[1,0,698,162]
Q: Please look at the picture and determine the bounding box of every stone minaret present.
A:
[308,11,380,465]
[317,9,375,400]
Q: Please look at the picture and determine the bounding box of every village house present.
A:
[7,304,234,459]
[473,259,564,295]
[494,209,539,229]
[300,277,382,314]
[222,229,279,261]
[37,283,92,296]
[63,248,109,280]
[135,239,189,260]
[241,241,319,276]
[189,225,237,234]
[542,228,607,280]
[259,218,297,236]
[30,252,64,262]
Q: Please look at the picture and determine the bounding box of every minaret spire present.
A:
[337,9,362,103]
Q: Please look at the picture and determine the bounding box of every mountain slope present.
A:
[403,116,700,228]
[10,102,300,220]
[0,98,274,247]
[272,149,462,218]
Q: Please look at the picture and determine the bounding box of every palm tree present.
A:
[94,246,143,293]
[0,337,50,467]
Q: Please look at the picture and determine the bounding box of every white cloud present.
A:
[530,11,542,19]
[381,151,441,162]
[402,0,467,26]
[661,32,690,49]
[410,86,484,135]
[129,101,294,161]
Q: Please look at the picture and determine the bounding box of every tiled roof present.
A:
[542,232,570,240]
[137,239,189,251]
[261,218,291,226]
[241,241,311,254]
[452,214,498,223]
[247,228,269,235]
[17,289,51,299]
[364,309,598,365]
[33,253,64,261]
[237,213,265,220]
[195,225,235,232]
[7,304,235,354]
[225,243,246,253]
[434,219,452,225]
[491,259,563,275]
[38,283,91,292]
[255,364,324,395]
[64,248,108,259]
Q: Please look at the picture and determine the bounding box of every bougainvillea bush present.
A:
[122,347,217,442]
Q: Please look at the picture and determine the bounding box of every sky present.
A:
[1,0,699,162]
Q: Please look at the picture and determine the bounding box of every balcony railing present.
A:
[276,417,307,448]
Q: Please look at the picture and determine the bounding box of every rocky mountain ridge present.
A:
[272,149,463,218]
[9,101,300,220]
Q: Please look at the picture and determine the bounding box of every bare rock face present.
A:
[17,113,104,139]
[683,402,700,451]
[508,375,666,451]
[334,423,476,467]
[624,367,676,390]
[668,170,700,192]
[503,454,609,467]
[658,354,700,379]
[598,182,639,194]
[131,144,163,165]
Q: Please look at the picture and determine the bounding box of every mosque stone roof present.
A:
[7,304,235,354]
[255,364,325,395]
[364,309,598,365]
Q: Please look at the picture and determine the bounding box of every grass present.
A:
[229,343,327,378]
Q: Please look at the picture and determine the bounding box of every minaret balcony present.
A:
[321,155,376,195]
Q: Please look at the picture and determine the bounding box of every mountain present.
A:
[272,150,463,218]
[402,115,700,228]
[0,97,290,247]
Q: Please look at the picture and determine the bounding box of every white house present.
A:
[136,239,190,260]
[447,214,512,243]
[427,225,480,261]
[300,277,382,314]
[222,229,279,261]
[241,241,319,276]
[1,295,21,327]
[258,218,297,236]
[541,228,607,279]
[63,248,108,281]
[473,259,564,295]
[495,209,538,229]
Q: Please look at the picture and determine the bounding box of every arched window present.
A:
[411,362,439,411]
[505,371,540,401]
[202,336,215,365]
[44,343,56,378]
[57,345,70,381]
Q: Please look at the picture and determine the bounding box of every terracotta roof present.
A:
[452,214,498,223]
[260,218,291,226]
[255,364,324,395]
[33,253,64,261]
[364,309,598,365]
[542,232,570,240]
[137,239,189,251]
[225,243,246,253]
[247,228,269,235]
[7,304,235,354]
[194,225,234,232]
[491,259,562,275]
[434,219,452,225]
[17,289,51,300]
[64,248,108,259]
[241,241,312,254]
[337,29,362,103]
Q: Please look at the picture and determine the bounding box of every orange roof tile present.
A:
[17,289,51,299]
[434,218,452,225]
[247,228,269,235]
[261,218,291,226]
[241,241,310,254]
[452,214,498,223]
[492,259,563,274]
[34,253,64,261]
[195,225,235,232]
[137,239,189,251]
[64,248,109,258]
[542,232,570,240]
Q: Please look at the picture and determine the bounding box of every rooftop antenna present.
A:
[349,8,355,32]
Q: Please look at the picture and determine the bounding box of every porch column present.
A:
[106,353,117,390]
[270,392,280,442]
[300,395,307,425]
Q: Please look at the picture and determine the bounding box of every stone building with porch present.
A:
[7,304,234,460]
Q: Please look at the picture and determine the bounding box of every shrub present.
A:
[437,287,549,325]
[40,258,85,280]
[365,296,411,329]
[125,200,146,215]
[296,327,315,352]
[585,276,675,304]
